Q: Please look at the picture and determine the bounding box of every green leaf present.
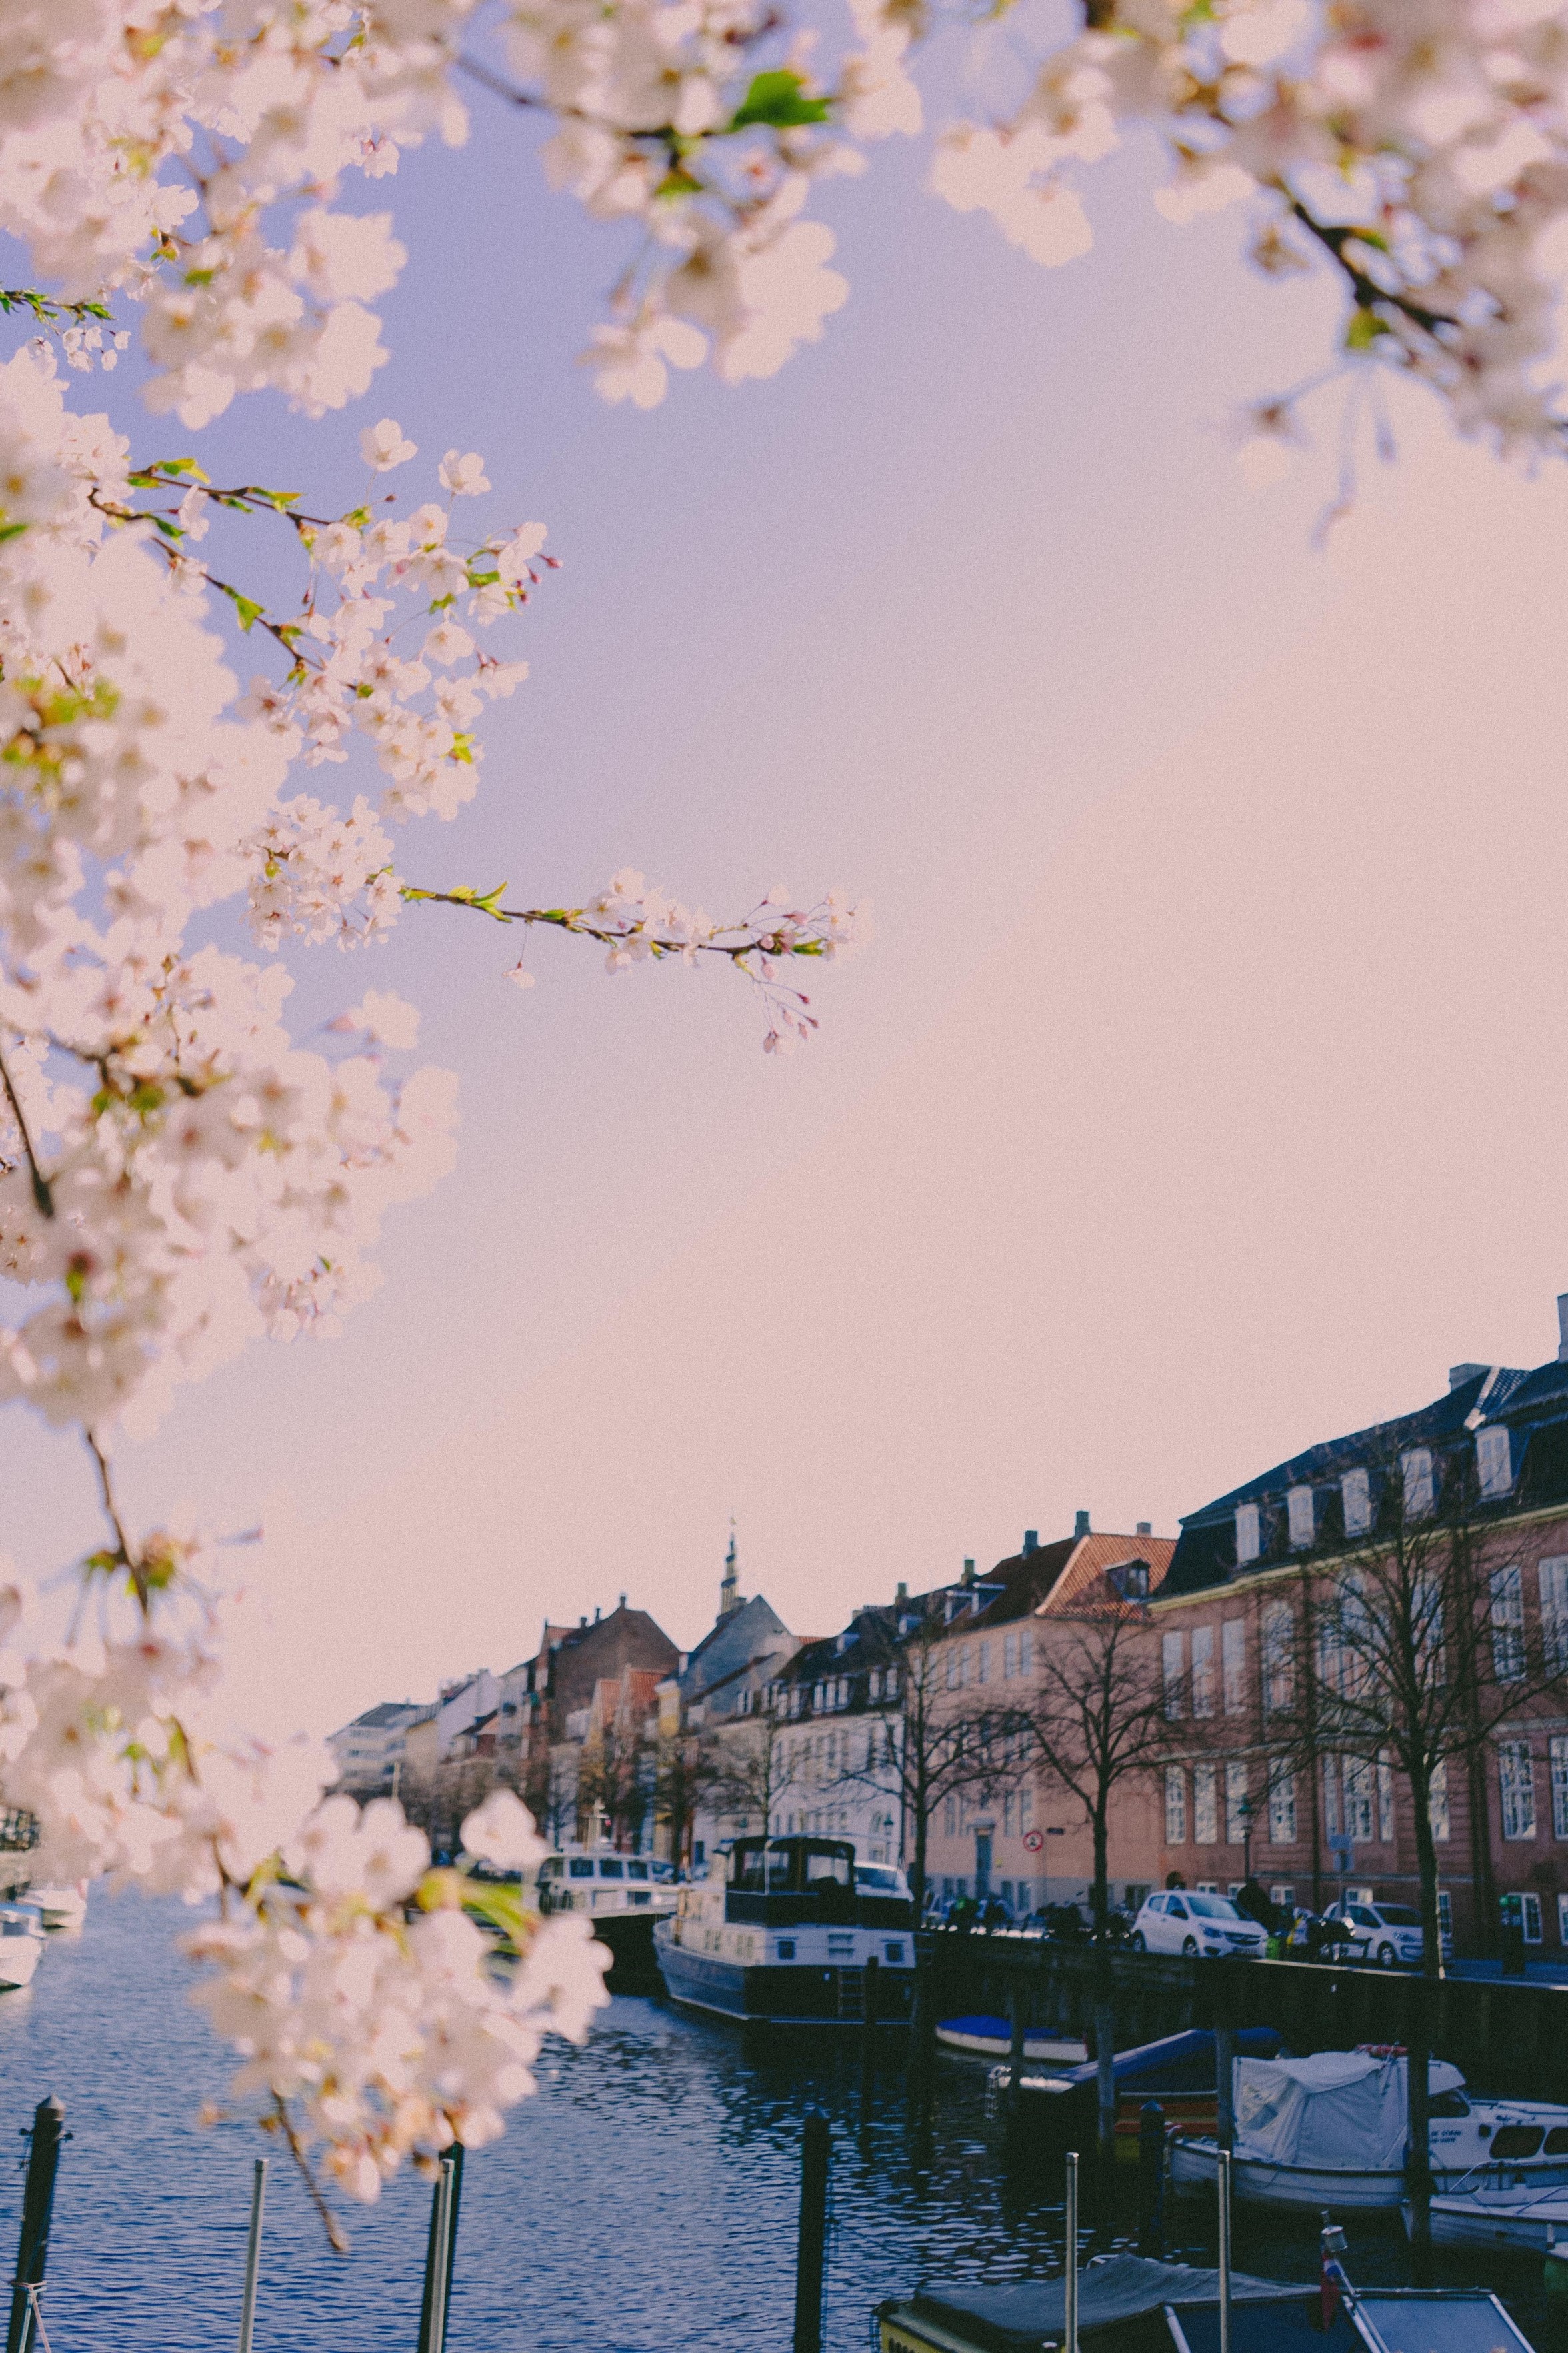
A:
[221,587,266,633]
[655,167,705,198]
[0,523,27,545]
[1345,306,1389,350]
[729,69,831,129]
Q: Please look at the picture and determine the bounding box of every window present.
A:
[1523,1892,1544,1944]
[1163,1631,1185,1719]
[1021,1786,1034,1830]
[1323,1755,1340,1838]
[1223,1620,1246,1714]
[1288,1485,1315,1548]
[1344,1758,1375,1843]
[1236,1504,1261,1564]
[943,1796,956,1836]
[1262,1602,1293,1716]
[1193,1763,1218,1844]
[1225,1760,1249,1844]
[1342,1467,1371,1538]
[1191,1625,1214,1718]
[1165,1767,1187,1843]
[1499,1741,1537,1840]
[1267,1763,1296,1844]
[1003,1632,1017,1678]
[1553,1736,1568,1839]
[1491,1564,1525,1682]
[945,1648,959,1691]
[1437,1890,1452,1943]
[1003,1793,1015,1836]
[1429,1760,1451,1842]
[1019,1630,1033,1676]
[1477,1425,1512,1499]
[1124,1563,1149,1598]
[1542,1560,1568,1674]
[1377,1751,1395,1843]
[1403,1449,1435,1520]
[1559,1894,1568,1949]
[1270,1884,1294,1908]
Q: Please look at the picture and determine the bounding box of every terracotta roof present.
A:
[967,1531,1175,1630]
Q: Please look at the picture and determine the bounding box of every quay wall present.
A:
[921,1932,1568,2104]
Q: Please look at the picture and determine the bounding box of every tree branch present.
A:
[0,1043,52,1218]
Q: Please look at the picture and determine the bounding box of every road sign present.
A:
[1023,1829,1044,1853]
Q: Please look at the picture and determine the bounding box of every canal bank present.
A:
[0,1894,1564,2352]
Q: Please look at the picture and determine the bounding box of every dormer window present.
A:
[1235,1504,1261,1565]
[1477,1424,1512,1500]
[1403,1448,1435,1521]
[1342,1468,1371,1538]
[1287,1486,1314,1550]
[868,1666,883,1700]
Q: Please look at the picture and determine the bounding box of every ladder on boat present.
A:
[837,1966,865,2022]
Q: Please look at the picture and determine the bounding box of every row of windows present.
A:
[1161,1740,1568,1848]
[1162,1556,1568,1722]
[1235,1431,1515,1564]
[941,1787,1037,1838]
[943,1630,1035,1690]
[755,1665,903,1720]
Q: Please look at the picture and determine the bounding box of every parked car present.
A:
[1129,1889,1268,1958]
[1323,1898,1449,1968]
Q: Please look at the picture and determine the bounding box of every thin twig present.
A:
[269,2094,349,2254]
[0,1043,52,1217]
[1282,194,1454,341]
[403,886,811,965]
[455,51,547,108]
[83,1430,145,1610]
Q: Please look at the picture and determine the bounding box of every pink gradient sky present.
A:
[5,95,1567,1734]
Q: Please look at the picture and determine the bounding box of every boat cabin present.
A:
[725,1837,913,1930]
[537,1852,663,1914]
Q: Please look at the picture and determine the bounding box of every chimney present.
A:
[1449,1363,1488,1390]
[1074,1509,1091,1538]
[895,1581,908,1604]
[1137,1521,1152,1536]
[961,1558,975,1586]
[594,1605,601,1624]
[1559,1291,1568,1362]
[1023,1530,1039,1556]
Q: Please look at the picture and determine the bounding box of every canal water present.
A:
[0,1892,1562,2350]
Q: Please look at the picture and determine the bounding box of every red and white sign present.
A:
[1022,1829,1045,1853]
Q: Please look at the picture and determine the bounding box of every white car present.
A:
[1323,1899,1444,1968]
[1129,1890,1268,1958]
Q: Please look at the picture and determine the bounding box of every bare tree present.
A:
[575,1715,653,1846]
[838,1605,1015,1922]
[709,1710,801,1842]
[1268,1440,1567,2257]
[1025,1599,1176,1938]
[650,1727,726,1873]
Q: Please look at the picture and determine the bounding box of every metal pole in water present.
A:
[5,2098,65,2353]
[1137,2102,1165,2259]
[1065,2150,1079,2353]
[1217,2148,1233,2353]
[1007,1981,1027,2126]
[237,2157,267,2353]
[425,2160,456,2353]
[1215,2020,1237,2154]
[793,2112,831,2353]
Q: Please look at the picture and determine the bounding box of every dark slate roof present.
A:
[351,1702,417,1730]
[1165,1355,1568,1598]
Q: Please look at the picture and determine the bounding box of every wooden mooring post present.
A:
[5,2098,64,2353]
[793,2111,831,2353]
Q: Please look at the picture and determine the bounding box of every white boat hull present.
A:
[1173,2134,1568,2212]
[0,1937,41,1990]
[1419,2192,1568,2252]
[27,1885,86,1931]
[937,2022,1087,2063]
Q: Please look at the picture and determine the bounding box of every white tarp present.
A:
[1234,2052,1466,2171]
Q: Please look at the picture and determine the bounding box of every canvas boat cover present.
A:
[895,2253,1297,2353]
[1233,2053,1466,2172]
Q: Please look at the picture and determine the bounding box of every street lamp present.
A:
[1238,1794,1255,1882]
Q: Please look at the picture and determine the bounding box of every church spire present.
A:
[719,1518,741,1618]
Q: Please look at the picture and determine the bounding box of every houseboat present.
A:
[654,1835,917,2026]
[533,1844,676,1976]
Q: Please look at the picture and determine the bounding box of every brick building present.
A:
[1150,1322,1568,1956]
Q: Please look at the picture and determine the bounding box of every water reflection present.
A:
[0,1894,1555,2352]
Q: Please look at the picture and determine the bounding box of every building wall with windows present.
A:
[921,1525,1175,1917]
[1148,1340,1568,1954]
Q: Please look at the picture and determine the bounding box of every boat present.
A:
[655,1834,916,2026]
[982,2026,1285,2161]
[1413,2180,1568,2252]
[0,1905,45,1990]
[1170,2048,1568,2210]
[877,2241,1539,2353]
[936,2014,1086,2062]
[25,1882,87,1932]
[533,1843,675,1976]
